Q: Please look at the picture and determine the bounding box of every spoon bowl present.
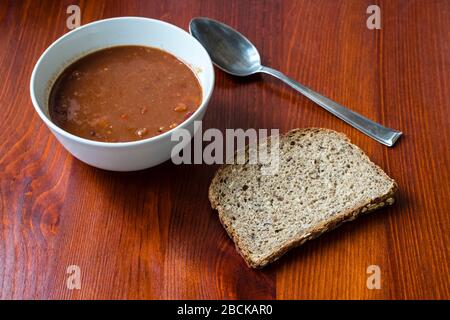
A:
[189,17,262,76]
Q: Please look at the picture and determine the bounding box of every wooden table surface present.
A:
[0,0,449,300]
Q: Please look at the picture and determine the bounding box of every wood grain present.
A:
[0,0,448,299]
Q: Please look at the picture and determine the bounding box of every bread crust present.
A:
[208,128,398,268]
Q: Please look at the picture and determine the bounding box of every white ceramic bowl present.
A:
[30,17,214,171]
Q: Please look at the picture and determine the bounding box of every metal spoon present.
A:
[189,17,402,147]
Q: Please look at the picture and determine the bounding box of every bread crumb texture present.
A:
[209,128,397,268]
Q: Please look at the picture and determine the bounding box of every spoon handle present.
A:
[259,66,402,147]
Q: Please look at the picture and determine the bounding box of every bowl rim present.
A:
[29,16,215,148]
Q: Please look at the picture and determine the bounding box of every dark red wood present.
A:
[0,0,448,299]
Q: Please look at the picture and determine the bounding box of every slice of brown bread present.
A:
[209,128,398,268]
